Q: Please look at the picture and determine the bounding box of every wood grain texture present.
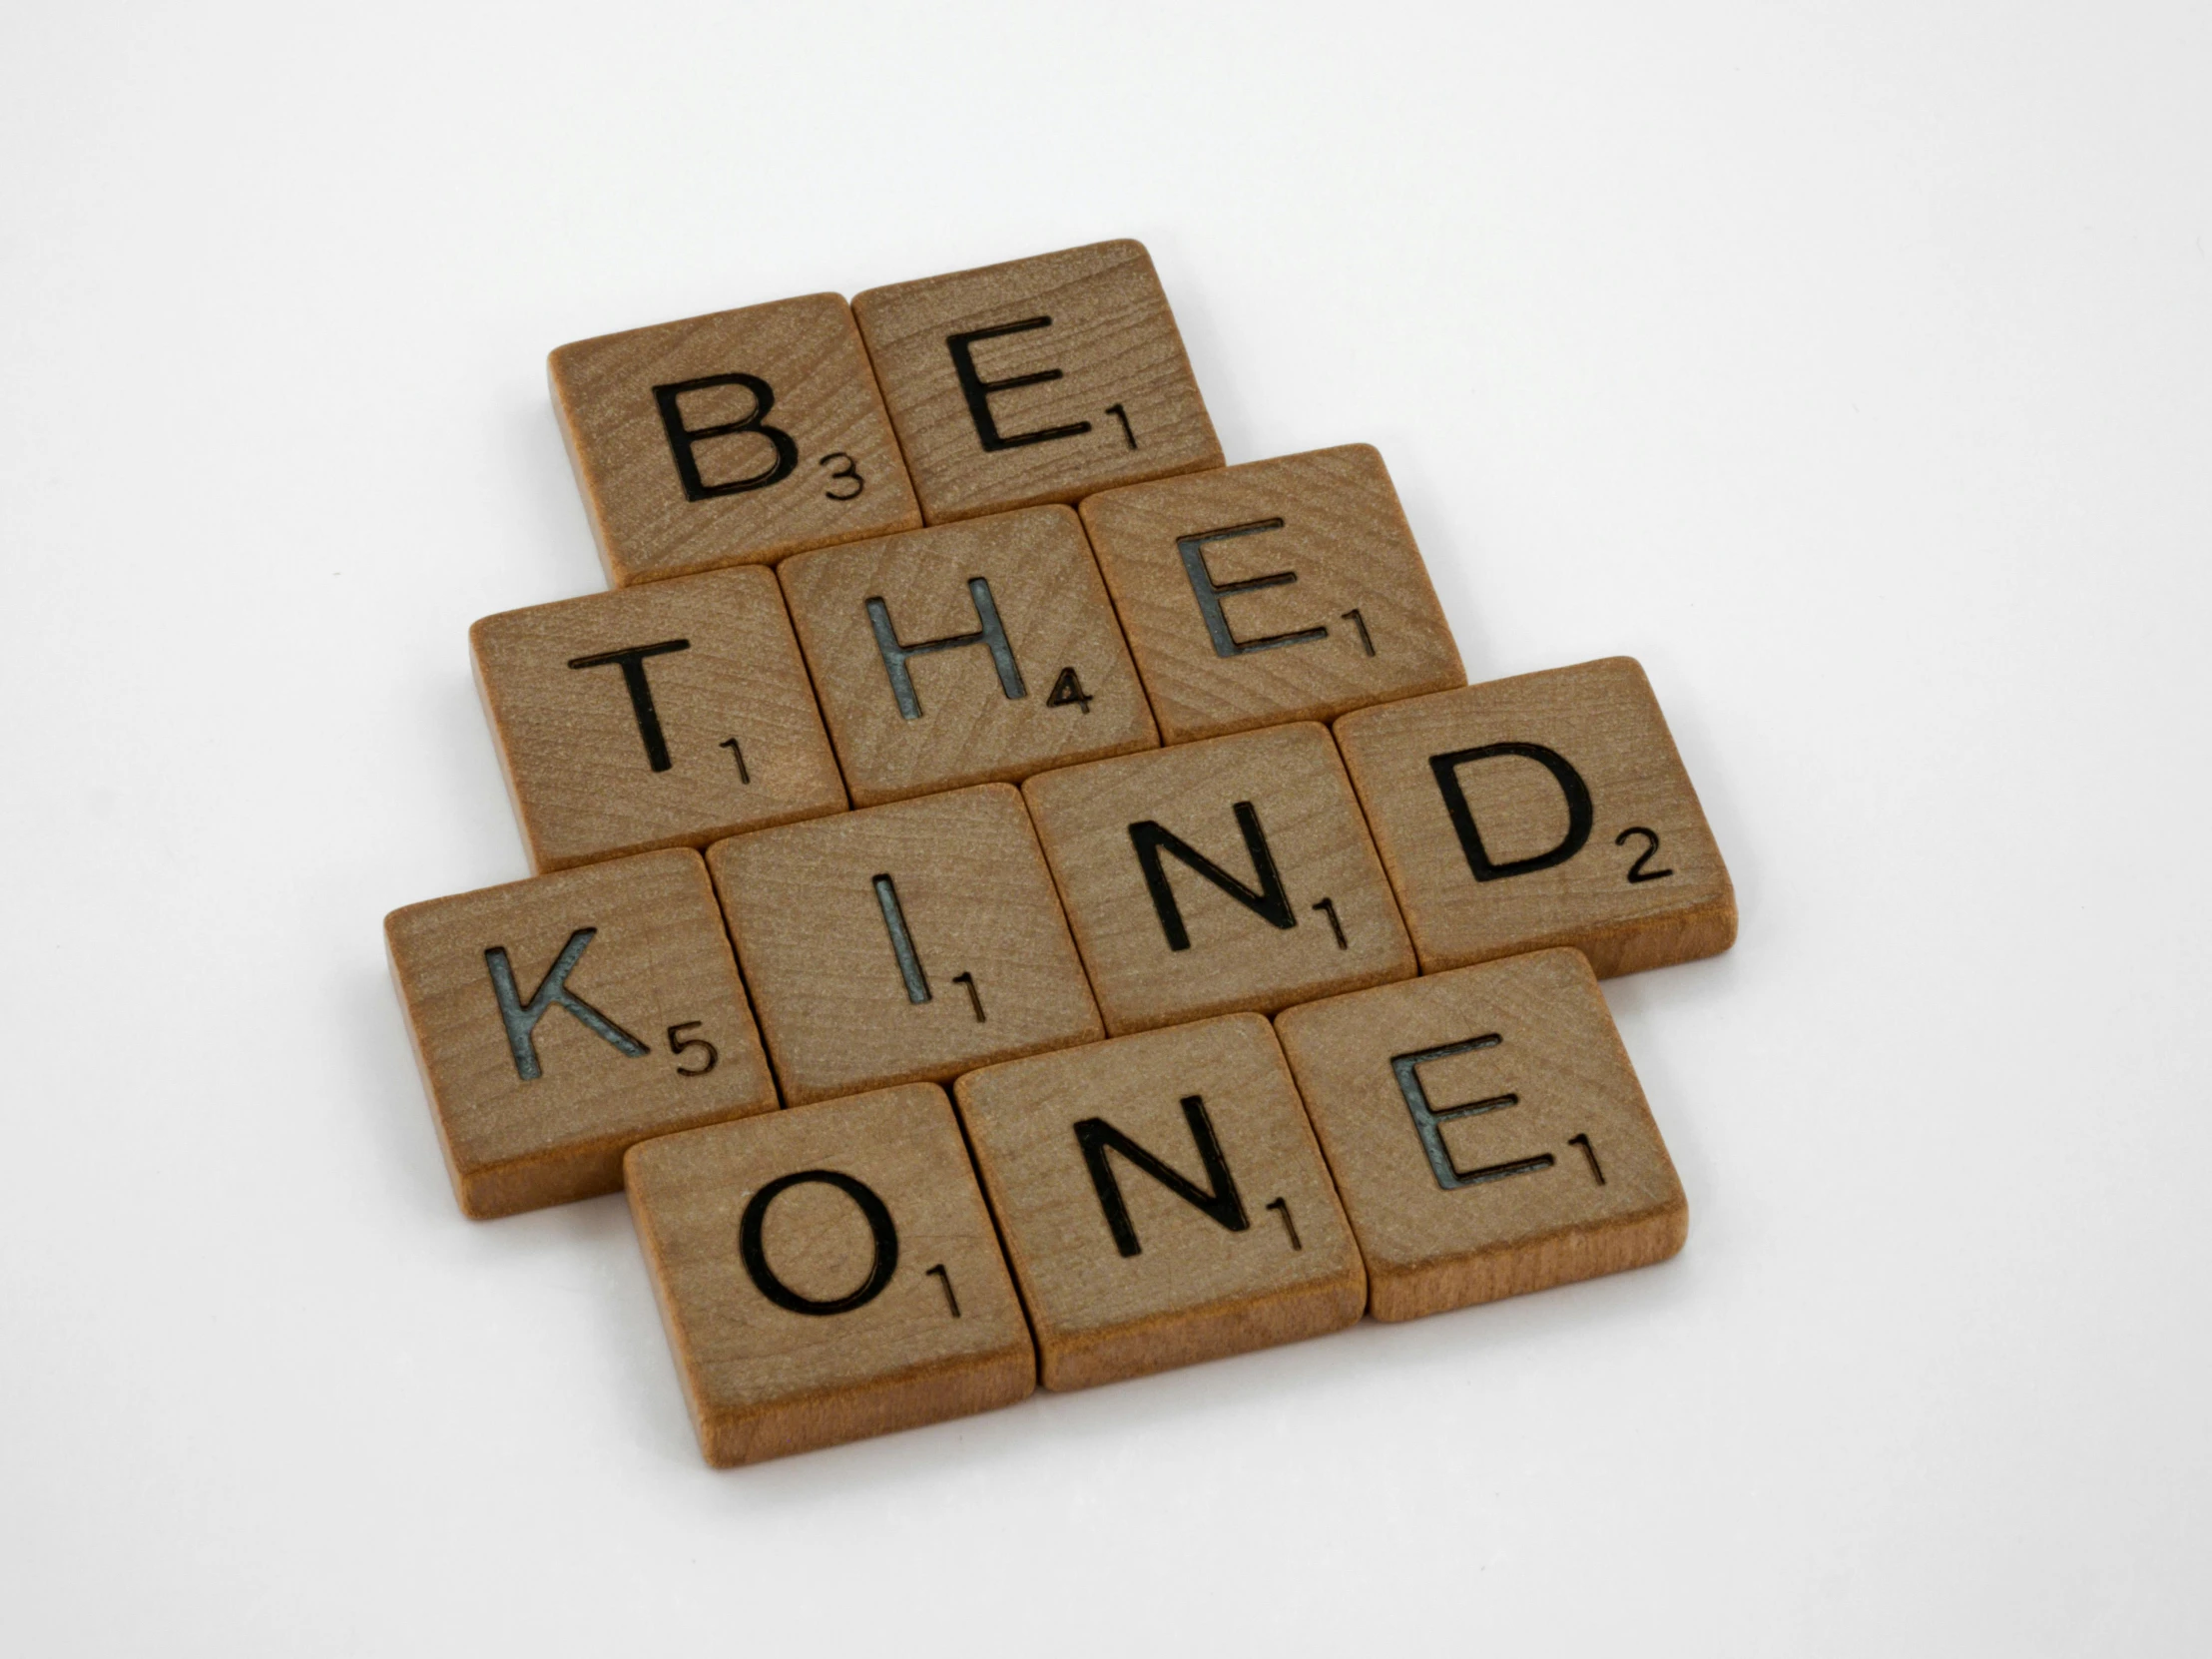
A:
[707,784,1102,1106]
[471,565,847,873]
[626,1083,1035,1466]
[955,1014,1363,1390]
[851,241,1222,524]
[384,849,777,1219]
[550,292,920,586]
[779,505,1156,807]
[1333,657,1737,977]
[1022,723,1414,1035]
[1274,949,1687,1322]
[1079,445,1465,743]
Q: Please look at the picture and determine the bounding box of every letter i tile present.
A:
[385,849,778,1219]
[626,1083,1034,1466]
[956,1013,1364,1390]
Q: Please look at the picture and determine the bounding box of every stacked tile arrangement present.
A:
[386,240,1737,1467]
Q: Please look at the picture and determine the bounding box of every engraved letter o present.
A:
[739,1170,899,1317]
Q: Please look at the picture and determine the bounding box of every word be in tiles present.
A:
[385,238,1737,1466]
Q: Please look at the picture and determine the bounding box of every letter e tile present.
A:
[1079,445,1465,744]
[384,849,778,1218]
[1275,949,1687,1321]
[626,1083,1034,1465]
[852,241,1222,524]
[956,1014,1363,1389]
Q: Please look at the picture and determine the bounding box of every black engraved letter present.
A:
[1128,802,1297,951]
[1428,742,1594,881]
[1074,1095,1250,1258]
[945,317,1093,452]
[864,577,1027,721]
[1389,1036,1556,1192]
[483,928,648,1081]
[652,372,800,499]
[567,638,691,772]
[1177,519,1329,658]
[740,1170,899,1316]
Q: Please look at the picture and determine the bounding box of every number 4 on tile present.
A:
[1047,667,1094,714]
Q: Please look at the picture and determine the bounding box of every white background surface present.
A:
[3,3,2207,1653]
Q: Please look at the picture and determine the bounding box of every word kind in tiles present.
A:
[387,240,1737,1465]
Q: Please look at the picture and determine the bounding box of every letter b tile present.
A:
[852,241,1223,524]
[385,849,778,1219]
[626,1084,1034,1465]
[550,293,921,586]
[1080,445,1466,744]
[1334,657,1737,977]
[956,1014,1364,1390]
[1275,949,1687,1321]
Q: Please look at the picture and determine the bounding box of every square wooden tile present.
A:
[472,565,847,873]
[779,505,1157,807]
[1022,723,1414,1035]
[385,848,778,1219]
[955,1013,1364,1390]
[626,1083,1035,1466]
[851,240,1222,525]
[707,784,1102,1106]
[1276,949,1687,1322]
[1334,657,1737,977]
[1079,444,1465,744]
[550,292,920,586]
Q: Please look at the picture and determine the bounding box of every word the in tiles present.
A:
[1276,949,1686,1321]
[780,506,1156,805]
[1335,656,1735,976]
[473,566,846,871]
[1081,444,1466,744]
[852,241,1222,524]
[384,848,777,1218]
[384,237,1738,1466]
[1024,723,1414,1033]
[628,1084,1033,1465]
[550,293,921,585]
[707,784,1102,1104]
[957,1014,1364,1390]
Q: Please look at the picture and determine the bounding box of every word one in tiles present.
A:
[385,239,1738,1464]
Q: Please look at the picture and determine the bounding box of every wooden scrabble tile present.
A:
[384,848,777,1219]
[625,1083,1035,1466]
[707,784,1101,1106]
[1022,723,1414,1035]
[779,505,1157,807]
[472,566,847,872]
[1079,445,1465,744]
[851,240,1222,525]
[955,1013,1363,1390]
[1333,657,1737,977]
[1275,949,1687,1322]
[550,292,920,586]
